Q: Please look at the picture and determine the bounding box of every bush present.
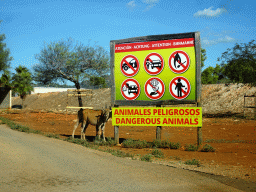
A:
[151,149,164,158]
[152,140,180,149]
[105,149,134,158]
[185,144,198,151]
[45,133,60,139]
[122,138,135,148]
[122,139,149,149]
[200,144,216,152]
[135,140,149,149]
[184,159,200,166]
[140,154,153,162]
[152,139,162,148]
[169,142,180,149]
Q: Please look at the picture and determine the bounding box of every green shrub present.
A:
[169,142,180,149]
[122,139,149,149]
[200,144,216,152]
[140,154,153,162]
[105,137,117,146]
[152,140,180,149]
[184,159,200,166]
[122,138,136,148]
[105,149,134,158]
[185,144,198,151]
[152,139,161,148]
[135,139,149,149]
[151,149,164,158]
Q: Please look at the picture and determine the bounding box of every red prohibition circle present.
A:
[169,76,191,100]
[120,55,140,77]
[144,53,164,75]
[144,77,165,100]
[121,78,140,100]
[169,50,190,74]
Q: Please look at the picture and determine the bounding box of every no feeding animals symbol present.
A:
[144,53,164,75]
[169,76,191,100]
[120,55,140,77]
[121,79,140,100]
[144,77,165,100]
[169,50,190,74]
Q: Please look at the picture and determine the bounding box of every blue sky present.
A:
[1,0,255,85]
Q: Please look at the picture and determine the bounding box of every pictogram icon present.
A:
[169,50,190,74]
[120,55,140,77]
[121,79,140,100]
[169,76,191,100]
[144,77,165,100]
[144,53,164,75]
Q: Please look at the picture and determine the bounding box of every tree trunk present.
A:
[75,82,83,107]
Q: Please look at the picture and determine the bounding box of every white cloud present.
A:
[142,0,159,11]
[202,36,236,47]
[142,0,159,4]
[126,1,136,10]
[194,7,227,18]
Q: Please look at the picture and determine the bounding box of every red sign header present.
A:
[115,38,194,53]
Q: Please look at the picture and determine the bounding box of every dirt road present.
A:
[0,125,251,192]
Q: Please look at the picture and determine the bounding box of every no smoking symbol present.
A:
[144,53,164,75]
[169,76,191,100]
[120,55,140,77]
[121,79,140,100]
[144,77,165,100]
[169,50,190,74]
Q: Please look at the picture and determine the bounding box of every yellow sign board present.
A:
[112,107,202,127]
[114,38,197,102]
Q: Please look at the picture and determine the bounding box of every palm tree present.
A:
[12,65,33,109]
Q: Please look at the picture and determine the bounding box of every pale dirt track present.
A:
[1,124,254,192]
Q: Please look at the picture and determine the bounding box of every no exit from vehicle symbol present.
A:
[169,76,191,100]
[144,77,165,100]
[169,50,190,74]
[120,55,140,77]
[144,53,164,75]
[121,79,141,100]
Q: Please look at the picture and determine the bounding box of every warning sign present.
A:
[120,55,140,77]
[112,107,202,127]
[111,32,201,105]
[169,50,190,74]
[144,77,165,100]
[169,76,191,100]
[144,53,164,75]
[121,79,141,100]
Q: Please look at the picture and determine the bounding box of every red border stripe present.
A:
[115,38,194,53]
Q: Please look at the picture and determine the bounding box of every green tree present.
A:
[201,48,207,69]
[201,64,229,84]
[33,38,109,107]
[0,70,11,87]
[0,21,13,86]
[89,76,107,88]
[217,40,256,85]
[12,66,33,108]
[201,66,218,84]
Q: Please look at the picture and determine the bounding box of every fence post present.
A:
[114,105,119,144]
[197,102,202,146]
[156,104,161,140]
[254,96,256,120]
